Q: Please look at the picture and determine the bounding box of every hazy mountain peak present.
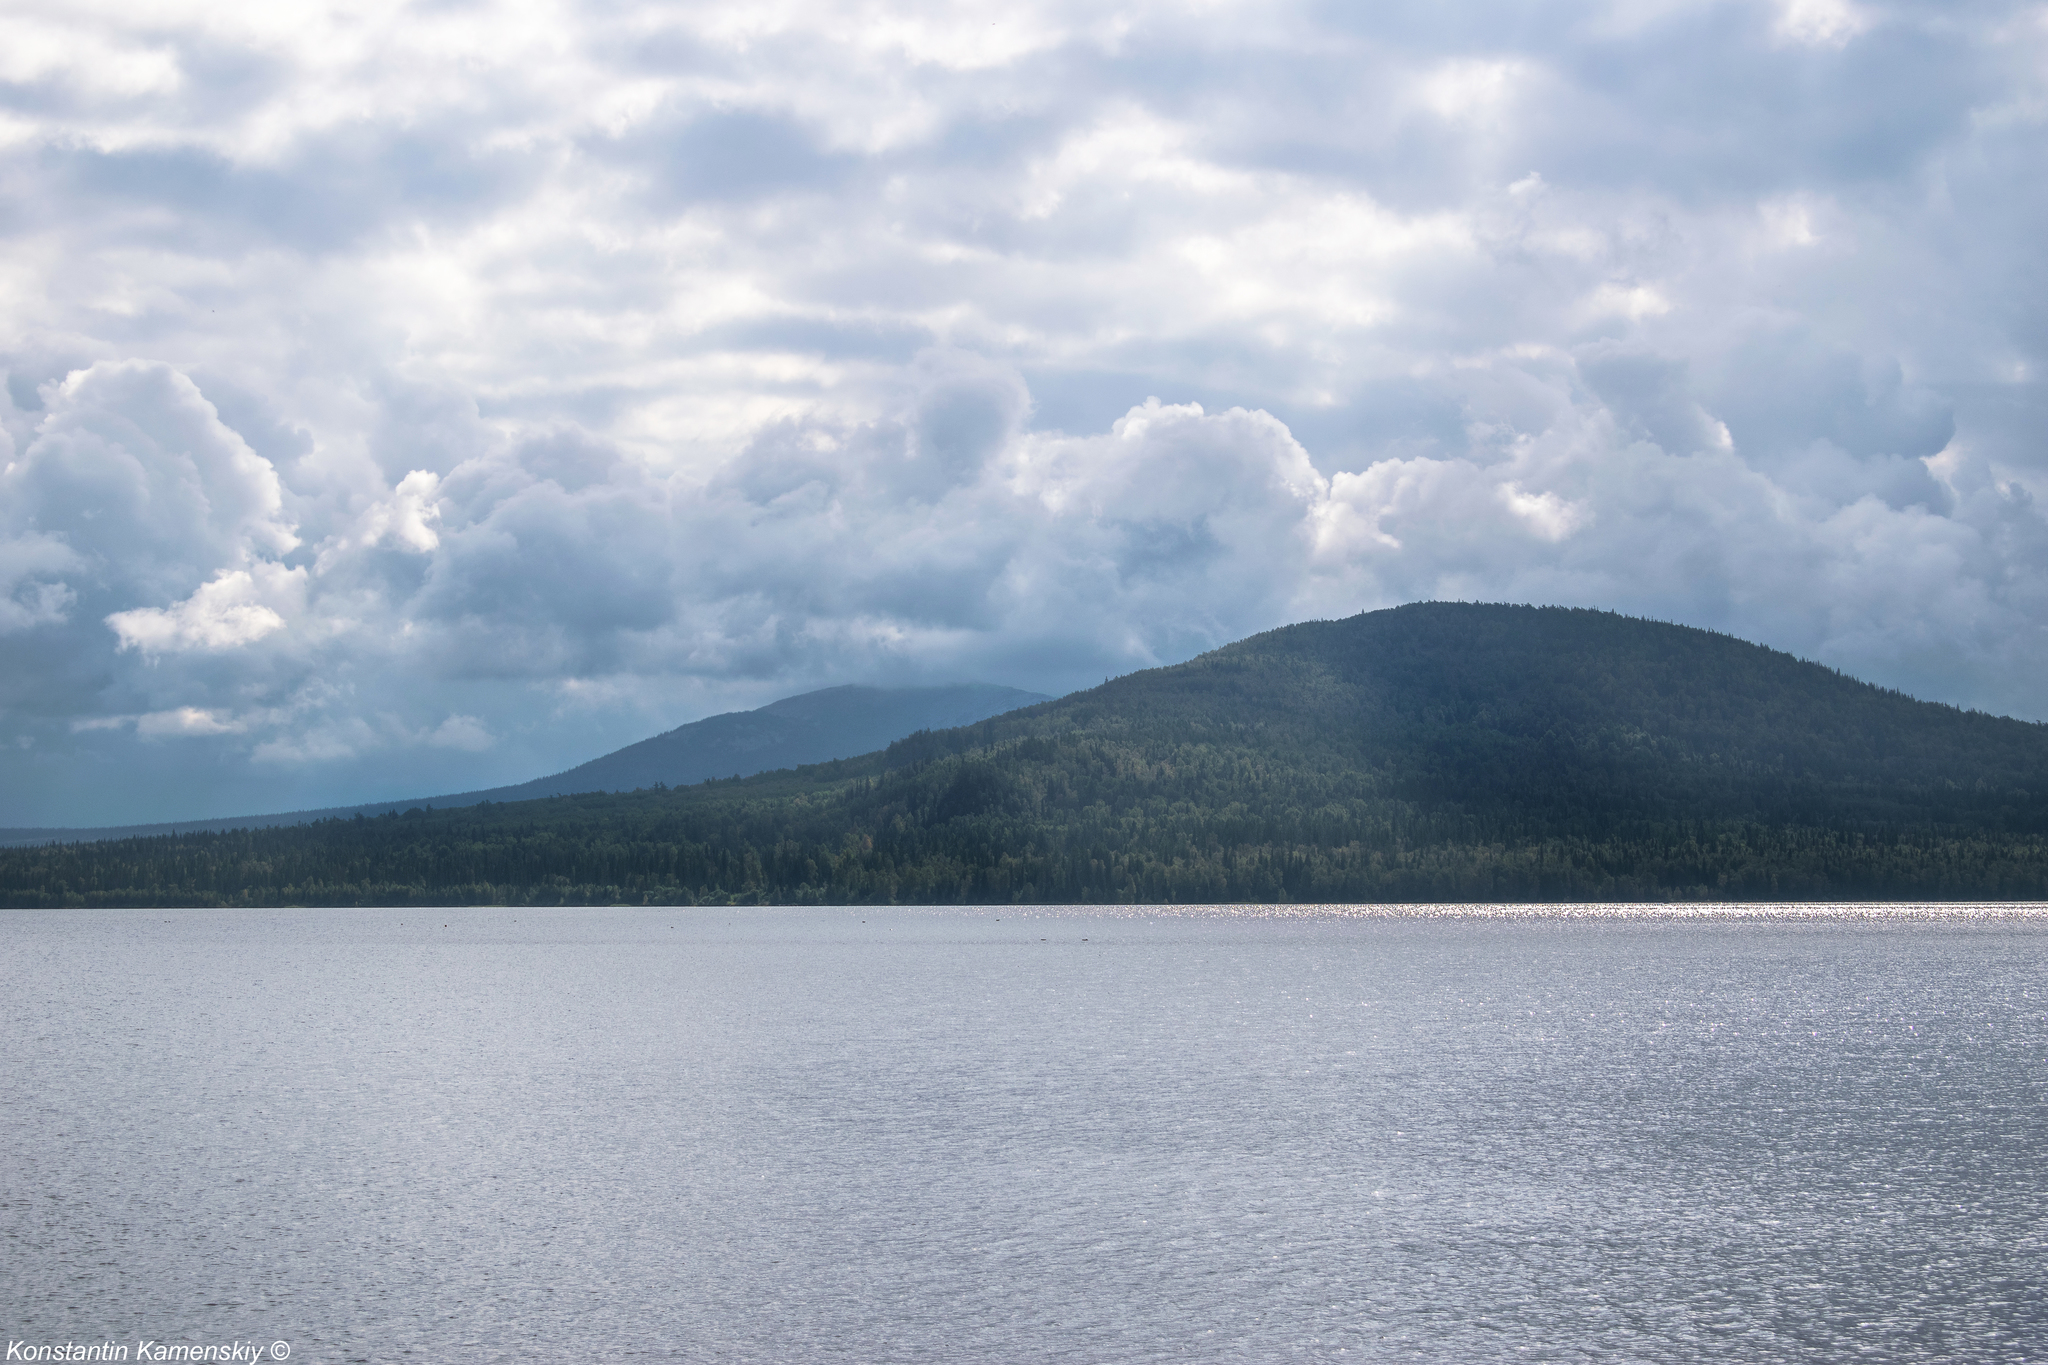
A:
[0,681,1052,846]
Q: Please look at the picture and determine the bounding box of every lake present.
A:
[4,905,2044,1362]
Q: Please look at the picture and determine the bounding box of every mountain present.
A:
[0,682,1050,848]
[7,603,2048,905]
[479,683,1053,799]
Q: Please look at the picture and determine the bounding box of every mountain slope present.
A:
[481,683,1053,799]
[0,682,1050,847]
[7,603,2047,905]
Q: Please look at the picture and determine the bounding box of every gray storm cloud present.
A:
[1,0,2044,824]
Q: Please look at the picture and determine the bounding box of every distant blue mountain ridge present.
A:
[0,683,1053,847]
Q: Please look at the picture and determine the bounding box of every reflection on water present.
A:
[4,905,2044,1362]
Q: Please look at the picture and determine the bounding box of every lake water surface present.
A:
[4,905,2045,1362]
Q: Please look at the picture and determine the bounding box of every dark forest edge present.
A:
[7,602,2048,907]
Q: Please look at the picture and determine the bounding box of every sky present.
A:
[2,0,2045,826]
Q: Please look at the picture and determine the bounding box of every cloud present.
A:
[1,361,299,605]
[1775,0,1869,48]
[106,561,305,654]
[1,0,2046,825]
[424,714,495,751]
[135,706,243,739]
[0,535,82,634]
[341,470,443,555]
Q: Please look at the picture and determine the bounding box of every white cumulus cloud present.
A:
[106,562,306,654]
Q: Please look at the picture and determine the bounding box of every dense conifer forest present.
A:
[7,603,2047,907]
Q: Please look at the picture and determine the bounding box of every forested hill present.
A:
[8,603,2048,907]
